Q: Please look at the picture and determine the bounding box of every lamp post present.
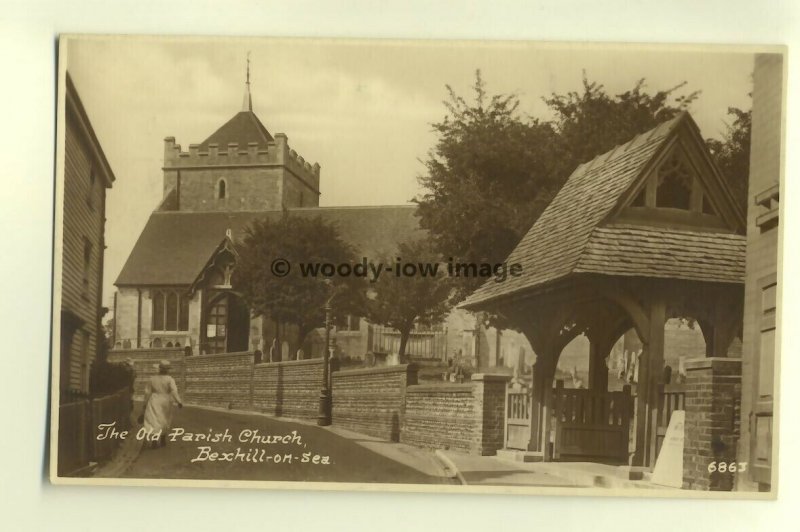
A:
[317,285,336,426]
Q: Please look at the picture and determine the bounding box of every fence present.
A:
[654,383,687,457]
[57,388,132,477]
[369,325,447,361]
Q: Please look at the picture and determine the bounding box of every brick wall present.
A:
[401,374,510,455]
[402,383,477,453]
[252,359,323,420]
[331,364,417,441]
[473,374,511,454]
[184,351,254,409]
[107,348,186,400]
[108,348,513,456]
[683,358,742,490]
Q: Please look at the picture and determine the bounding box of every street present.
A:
[121,405,454,484]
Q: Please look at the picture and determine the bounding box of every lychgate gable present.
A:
[608,114,746,235]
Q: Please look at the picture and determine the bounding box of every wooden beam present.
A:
[632,296,666,467]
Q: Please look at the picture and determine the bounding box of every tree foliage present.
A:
[363,239,452,359]
[233,213,361,343]
[544,76,698,174]
[706,106,751,212]
[415,72,568,302]
[416,71,749,303]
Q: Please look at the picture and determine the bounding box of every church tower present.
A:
[160,57,321,212]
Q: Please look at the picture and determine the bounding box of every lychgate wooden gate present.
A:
[653,383,686,458]
[551,381,633,463]
[505,387,532,450]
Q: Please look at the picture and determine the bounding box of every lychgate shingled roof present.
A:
[461,112,746,309]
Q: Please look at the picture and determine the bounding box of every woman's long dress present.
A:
[143,374,182,433]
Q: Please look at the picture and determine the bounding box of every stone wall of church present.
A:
[282,169,320,208]
[166,167,283,212]
[114,287,140,348]
[161,133,321,212]
[114,287,201,351]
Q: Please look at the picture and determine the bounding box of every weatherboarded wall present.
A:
[331,364,417,441]
[252,359,323,420]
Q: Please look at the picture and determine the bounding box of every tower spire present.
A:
[242,52,252,112]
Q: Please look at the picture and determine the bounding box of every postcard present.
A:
[50,35,784,497]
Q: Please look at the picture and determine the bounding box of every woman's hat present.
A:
[159,359,171,370]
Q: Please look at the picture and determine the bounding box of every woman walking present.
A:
[141,360,183,448]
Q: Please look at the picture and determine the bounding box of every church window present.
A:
[655,154,692,210]
[153,292,165,331]
[165,292,178,330]
[217,178,227,199]
[179,295,189,331]
[152,290,189,332]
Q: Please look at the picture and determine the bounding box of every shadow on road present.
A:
[121,405,453,485]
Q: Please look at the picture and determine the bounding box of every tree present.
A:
[544,75,698,173]
[233,213,361,347]
[415,71,568,302]
[416,72,751,304]
[363,239,452,360]
[706,107,751,213]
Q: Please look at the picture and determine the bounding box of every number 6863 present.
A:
[707,461,747,473]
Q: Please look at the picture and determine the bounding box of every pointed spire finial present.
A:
[242,51,253,112]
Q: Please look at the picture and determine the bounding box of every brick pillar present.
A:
[471,374,512,455]
[682,358,742,490]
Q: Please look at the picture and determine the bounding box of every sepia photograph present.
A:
[50,35,783,497]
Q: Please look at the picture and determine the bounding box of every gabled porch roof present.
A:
[461,112,745,310]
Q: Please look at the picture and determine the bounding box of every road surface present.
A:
[120,405,453,485]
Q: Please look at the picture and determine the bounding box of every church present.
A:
[111,68,725,382]
[116,69,403,358]
[111,68,526,368]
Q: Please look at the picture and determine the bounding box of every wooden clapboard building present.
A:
[60,73,115,398]
[737,53,783,491]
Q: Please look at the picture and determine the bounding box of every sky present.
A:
[65,36,756,309]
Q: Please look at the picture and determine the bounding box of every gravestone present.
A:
[281,341,290,361]
[651,410,685,488]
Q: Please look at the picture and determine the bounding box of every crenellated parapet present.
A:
[163,133,321,192]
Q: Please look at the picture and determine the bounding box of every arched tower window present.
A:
[217,178,227,199]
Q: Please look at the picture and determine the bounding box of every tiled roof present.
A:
[575,225,745,283]
[199,111,273,150]
[115,206,423,286]
[460,112,744,309]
